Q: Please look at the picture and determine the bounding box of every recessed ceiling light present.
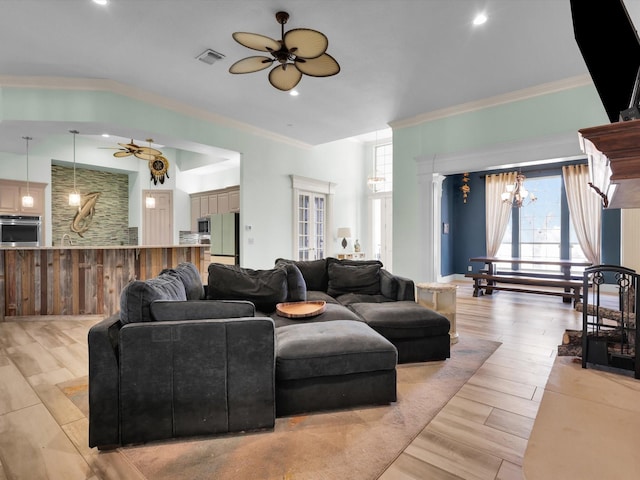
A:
[473,12,488,25]
[93,0,108,5]
[289,90,299,97]
[101,133,110,138]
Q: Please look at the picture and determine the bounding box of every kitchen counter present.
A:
[0,245,209,320]
[0,244,212,250]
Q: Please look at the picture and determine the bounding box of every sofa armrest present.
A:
[393,274,415,301]
[380,269,415,301]
[88,313,122,448]
[149,299,256,321]
[118,317,276,444]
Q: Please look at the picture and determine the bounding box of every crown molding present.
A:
[390,74,594,130]
[0,75,312,150]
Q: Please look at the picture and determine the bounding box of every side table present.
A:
[416,282,458,344]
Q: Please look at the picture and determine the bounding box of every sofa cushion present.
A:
[271,302,362,328]
[326,259,382,297]
[276,258,328,292]
[207,263,288,313]
[276,320,397,381]
[161,262,204,300]
[335,293,394,305]
[120,273,187,324]
[149,299,256,321]
[349,301,450,340]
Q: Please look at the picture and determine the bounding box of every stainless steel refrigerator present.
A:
[210,212,239,265]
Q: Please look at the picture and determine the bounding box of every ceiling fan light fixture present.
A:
[230,11,339,91]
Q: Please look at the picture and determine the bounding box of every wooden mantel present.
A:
[579,119,640,208]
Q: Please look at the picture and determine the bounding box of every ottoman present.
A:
[348,301,451,363]
[275,320,397,416]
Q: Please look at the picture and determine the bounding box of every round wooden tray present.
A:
[276,301,327,318]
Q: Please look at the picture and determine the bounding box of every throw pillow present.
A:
[280,262,307,302]
[275,258,328,292]
[326,260,382,297]
[160,262,204,300]
[207,263,288,313]
[120,273,187,324]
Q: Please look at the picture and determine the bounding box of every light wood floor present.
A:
[0,281,588,479]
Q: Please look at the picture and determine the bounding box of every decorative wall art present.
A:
[108,138,170,185]
[460,172,470,203]
[71,192,101,237]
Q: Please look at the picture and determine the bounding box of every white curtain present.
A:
[485,171,516,257]
[562,164,601,265]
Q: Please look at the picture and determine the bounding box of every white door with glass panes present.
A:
[296,192,326,260]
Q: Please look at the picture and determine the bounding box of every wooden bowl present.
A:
[276,301,327,318]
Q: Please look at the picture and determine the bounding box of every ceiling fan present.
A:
[103,139,170,184]
[229,11,340,91]
[110,139,162,161]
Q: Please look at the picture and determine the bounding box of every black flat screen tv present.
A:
[570,0,640,122]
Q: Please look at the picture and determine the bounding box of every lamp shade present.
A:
[337,227,352,239]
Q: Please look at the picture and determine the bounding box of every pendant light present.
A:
[145,138,156,208]
[21,136,34,208]
[69,130,81,207]
[145,192,156,209]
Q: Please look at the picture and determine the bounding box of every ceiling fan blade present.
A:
[295,53,340,77]
[229,56,274,74]
[134,152,159,161]
[269,64,302,91]
[113,151,132,158]
[138,146,162,156]
[232,32,281,52]
[283,28,328,59]
[118,141,140,150]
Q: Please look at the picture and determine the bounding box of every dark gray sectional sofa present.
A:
[88,259,450,449]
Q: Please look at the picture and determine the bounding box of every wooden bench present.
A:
[465,272,584,305]
[466,257,591,305]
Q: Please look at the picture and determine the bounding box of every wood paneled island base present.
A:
[0,245,209,320]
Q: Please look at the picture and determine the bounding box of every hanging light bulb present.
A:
[145,138,156,208]
[69,130,81,206]
[502,172,537,208]
[21,136,34,208]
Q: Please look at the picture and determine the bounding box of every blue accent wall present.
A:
[442,161,622,275]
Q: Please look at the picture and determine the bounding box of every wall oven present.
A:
[0,215,42,247]
[197,216,211,234]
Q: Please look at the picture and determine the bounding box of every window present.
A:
[370,143,393,193]
[368,142,393,270]
[496,173,588,275]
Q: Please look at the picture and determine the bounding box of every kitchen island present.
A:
[0,245,209,320]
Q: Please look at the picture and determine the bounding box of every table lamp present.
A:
[337,227,351,250]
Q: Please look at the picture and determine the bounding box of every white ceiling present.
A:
[0,0,636,155]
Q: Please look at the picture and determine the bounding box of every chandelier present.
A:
[501,172,536,207]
